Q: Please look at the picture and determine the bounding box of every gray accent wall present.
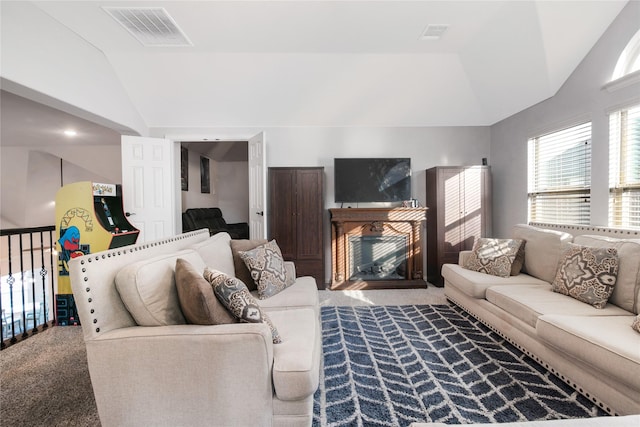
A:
[489,1,640,238]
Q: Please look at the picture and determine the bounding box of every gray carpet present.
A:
[0,287,476,426]
[0,326,99,427]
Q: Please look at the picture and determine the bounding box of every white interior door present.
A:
[121,135,180,242]
[248,132,267,239]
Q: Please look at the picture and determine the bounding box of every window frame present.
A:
[609,103,640,229]
[527,122,592,225]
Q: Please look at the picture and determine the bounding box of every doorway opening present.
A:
[179,140,249,230]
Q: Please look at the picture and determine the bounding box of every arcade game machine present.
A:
[55,181,139,325]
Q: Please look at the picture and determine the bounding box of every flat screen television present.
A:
[334,158,411,203]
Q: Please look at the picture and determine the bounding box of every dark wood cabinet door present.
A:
[426,166,491,286]
[268,167,325,288]
[268,169,296,260]
[296,169,323,261]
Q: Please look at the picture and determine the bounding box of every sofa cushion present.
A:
[486,285,631,329]
[573,235,640,314]
[268,308,321,401]
[511,224,573,283]
[190,232,235,277]
[239,240,293,299]
[463,238,525,277]
[203,267,282,344]
[442,263,549,299]
[115,249,206,326]
[551,243,619,309]
[230,239,267,291]
[175,258,237,325]
[254,276,320,315]
[633,314,640,333]
[537,314,640,392]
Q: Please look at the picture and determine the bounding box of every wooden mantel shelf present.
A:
[330,207,428,222]
[329,207,428,290]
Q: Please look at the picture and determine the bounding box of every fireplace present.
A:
[349,235,407,280]
[330,207,428,290]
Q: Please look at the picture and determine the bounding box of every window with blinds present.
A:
[528,122,592,225]
[609,104,640,228]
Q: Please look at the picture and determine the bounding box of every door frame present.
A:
[163,130,267,236]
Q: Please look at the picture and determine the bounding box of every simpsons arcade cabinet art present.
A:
[55,182,139,325]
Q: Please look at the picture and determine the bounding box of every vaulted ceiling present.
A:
[1,1,629,139]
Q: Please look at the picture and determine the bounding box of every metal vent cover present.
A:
[103,7,192,47]
[420,24,449,40]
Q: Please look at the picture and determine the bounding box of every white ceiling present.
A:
[1,1,629,144]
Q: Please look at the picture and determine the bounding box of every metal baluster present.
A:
[40,231,49,330]
[29,232,38,334]
[7,236,18,344]
[19,233,28,338]
[48,228,57,327]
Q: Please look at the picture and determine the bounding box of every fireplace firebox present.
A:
[330,207,428,290]
[349,235,407,281]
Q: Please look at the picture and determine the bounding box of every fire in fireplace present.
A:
[348,235,407,281]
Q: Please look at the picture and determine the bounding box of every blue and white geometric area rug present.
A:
[312,305,607,427]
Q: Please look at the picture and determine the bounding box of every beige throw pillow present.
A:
[239,240,293,299]
[114,249,205,326]
[203,267,282,344]
[511,224,573,283]
[175,258,237,325]
[463,238,525,278]
[552,243,619,309]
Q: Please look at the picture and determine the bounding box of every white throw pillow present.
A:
[190,232,235,277]
[115,249,205,326]
[511,224,573,283]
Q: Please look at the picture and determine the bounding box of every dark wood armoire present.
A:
[268,167,325,288]
[426,166,492,286]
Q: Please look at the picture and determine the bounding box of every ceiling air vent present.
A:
[420,24,449,41]
[103,7,192,47]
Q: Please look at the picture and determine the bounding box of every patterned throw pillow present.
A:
[203,267,282,344]
[551,243,619,309]
[230,239,268,291]
[238,240,292,299]
[633,315,640,334]
[463,238,526,278]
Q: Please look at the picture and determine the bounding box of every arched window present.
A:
[612,29,640,81]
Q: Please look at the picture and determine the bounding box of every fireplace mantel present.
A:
[329,207,428,290]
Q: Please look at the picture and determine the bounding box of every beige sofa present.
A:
[442,224,640,417]
[69,229,321,427]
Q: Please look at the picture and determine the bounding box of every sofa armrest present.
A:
[85,323,275,426]
[458,250,472,265]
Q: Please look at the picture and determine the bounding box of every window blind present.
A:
[609,104,640,228]
[528,122,591,225]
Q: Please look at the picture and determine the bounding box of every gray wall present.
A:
[0,146,120,228]
[153,125,492,284]
[489,1,640,238]
[180,148,219,214]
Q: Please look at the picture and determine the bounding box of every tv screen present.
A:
[334,158,411,203]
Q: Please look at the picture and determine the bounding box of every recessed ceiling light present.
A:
[420,24,449,41]
[64,130,77,137]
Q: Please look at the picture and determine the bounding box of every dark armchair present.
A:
[182,208,249,239]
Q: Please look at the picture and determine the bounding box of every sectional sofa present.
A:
[441,223,640,416]
[69,229,320,427]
